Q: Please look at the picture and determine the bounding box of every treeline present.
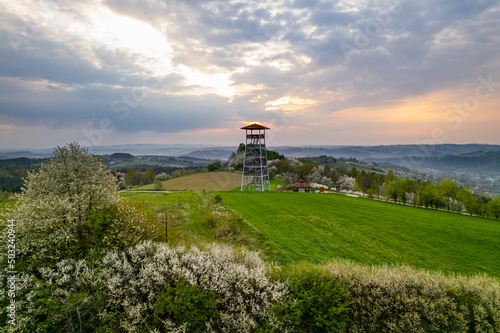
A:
[354,170,500,219]
[0,157,46,193]
[267,156,500,220]
[0,166,29,192]
[269,157,362,188]
[123,167,156,186]
[228,143,285,170]
[122,167,202,187]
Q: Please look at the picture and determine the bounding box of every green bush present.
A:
[153,278,220,332]
[205,213,218,228]
[214,193,223,203]
[207,160,223,172]
[323,260,500,333]
[0,190,9,202]
[274,263,350,332]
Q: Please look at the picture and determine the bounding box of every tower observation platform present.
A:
[240,123,271,191]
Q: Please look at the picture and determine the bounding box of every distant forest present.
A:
[0,157,46,192]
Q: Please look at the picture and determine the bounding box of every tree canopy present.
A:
[3,143,161,266]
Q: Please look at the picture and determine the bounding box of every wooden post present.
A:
[165,211,169,243]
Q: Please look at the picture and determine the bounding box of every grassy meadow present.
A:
[220,192,500,276]
[123,190,500,277]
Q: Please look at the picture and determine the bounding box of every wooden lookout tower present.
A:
[241,123,271,191]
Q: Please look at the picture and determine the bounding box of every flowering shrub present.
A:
[2,241,500,332]
[0,143,162,267]
[0,241,288,332]
[324,260,500,332]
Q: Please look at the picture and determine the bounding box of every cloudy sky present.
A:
[1,0,499,149]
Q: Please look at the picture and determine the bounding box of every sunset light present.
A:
[1,2,500,329]
[0,0,499,148]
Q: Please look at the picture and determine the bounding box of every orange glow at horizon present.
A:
[240,121,274,129]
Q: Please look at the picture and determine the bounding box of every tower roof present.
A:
[240,123,270,130]
[292,179,311,188]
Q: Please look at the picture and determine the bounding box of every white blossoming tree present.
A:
[5,142,161,266]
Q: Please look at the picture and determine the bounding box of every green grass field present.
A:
[122,190,500,277]
[218,192,500,277]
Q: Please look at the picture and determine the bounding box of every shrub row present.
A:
[0,241,288,332]
[1,243,499,332]
[324,259,500,332]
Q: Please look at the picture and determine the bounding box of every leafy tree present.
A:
[431,185,446,209]
[355,172,365,194]
[384,169,395,184]
[275,159,295,175]
[3,143,117,264]
[124,167,142,186]
[155,172,169,181]
[457,188,480,216]
[329,168,340,184]
[143,168,155,184]
[369,174,381,199]
[485,196,500,219]
[334,166,348,177]
[267,149,284,160]
[403,179,417,205]
[350,167,358,178]
[395,179,408,204]
[438,179,460,211]
[237,143,246,154]
[298,162,321,181]
[207,160,223,172]
[355,171,373,195]
[228,151,244,170]
[384,179,399,203]
[154,179,163,190]
[417,181,435,208]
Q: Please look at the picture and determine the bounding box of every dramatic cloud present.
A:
[0,0,499,148]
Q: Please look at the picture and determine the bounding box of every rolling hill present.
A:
[136,171,242,191]
[122,190,500,277]
[219,192,500,277]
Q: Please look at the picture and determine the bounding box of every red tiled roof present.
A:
[292,179,311,188]
[240,123,270,130]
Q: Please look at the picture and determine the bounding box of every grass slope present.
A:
[220,192,500,277]
[138,172,242,191]
[120,191,267,250]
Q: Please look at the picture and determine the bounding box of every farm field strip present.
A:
[136,172,242,191]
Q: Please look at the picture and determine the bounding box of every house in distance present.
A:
[292,179,312,193]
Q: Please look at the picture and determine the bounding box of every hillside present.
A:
[219,192,500,277]
[122,190,500,277]
[384,150,500,173]
[137,171,242,191]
